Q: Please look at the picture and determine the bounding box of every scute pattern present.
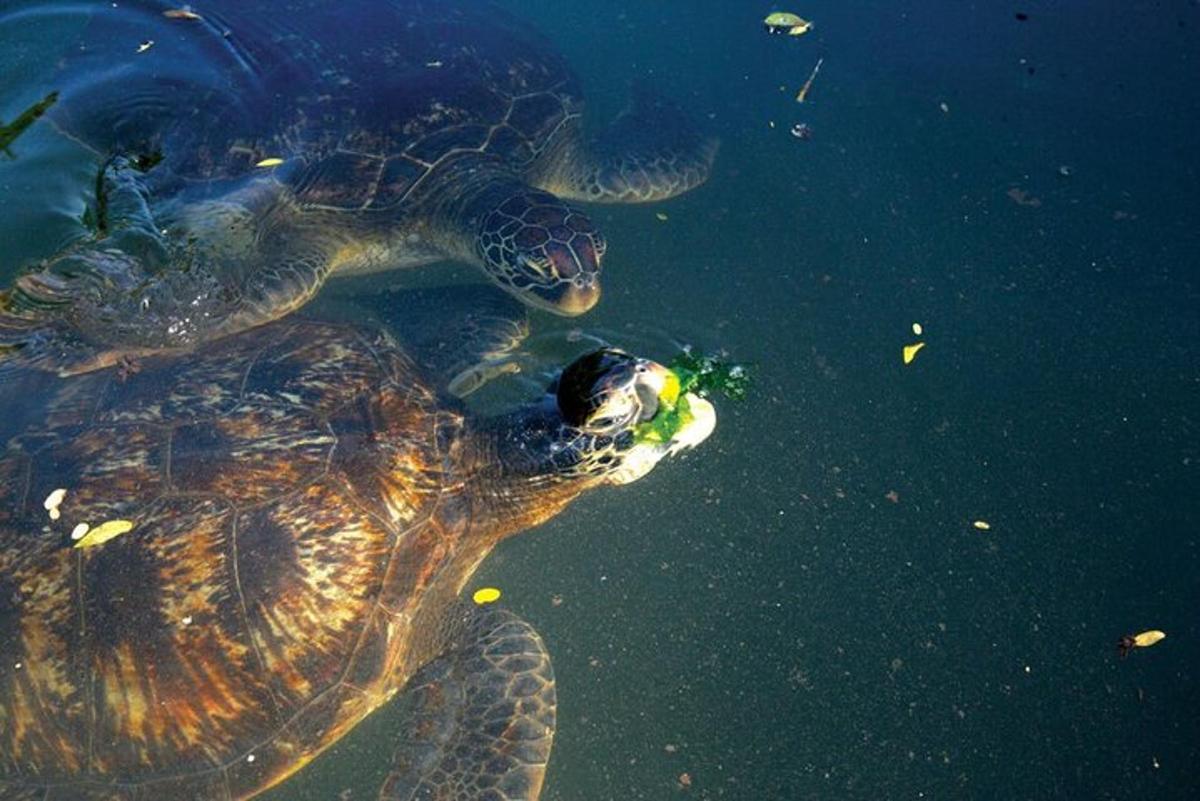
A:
[0,321,449,799]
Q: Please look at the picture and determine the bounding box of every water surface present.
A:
[2,1,1197,799]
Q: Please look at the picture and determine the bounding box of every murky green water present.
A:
[2,1,1197,799]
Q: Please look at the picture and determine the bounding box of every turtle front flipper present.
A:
[532,86,719,204]
[366,285,530,398]
[381,605,556,801]
[0,158,339,375]
[0,155,175,375]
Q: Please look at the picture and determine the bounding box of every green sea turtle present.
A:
[0,0,717,374]
[0,291,717,800]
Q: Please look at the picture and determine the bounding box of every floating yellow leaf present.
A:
[1119,628,1166,657]
[902,341,925,364]
[73,519,134,549]
[972,520,991,530]
[255,157,285,167]
[763,13,813,35]
[472,587,502,605]
[1133,630,1166,648]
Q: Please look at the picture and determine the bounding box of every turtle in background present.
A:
[0,288,718,800]
[0,0,718,375]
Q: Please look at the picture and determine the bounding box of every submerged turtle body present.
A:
[0,0,718,375]
[0,303,716,799]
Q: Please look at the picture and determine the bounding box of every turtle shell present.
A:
[35,0,583,212]
[0,320,470,799]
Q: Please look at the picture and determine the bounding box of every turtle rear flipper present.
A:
[381,605,556,801]
[536,85,718,204]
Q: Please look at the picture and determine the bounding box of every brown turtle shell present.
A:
[45,0,582,214]
[0,320,476,800]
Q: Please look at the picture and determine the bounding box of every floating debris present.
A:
[795,58,824,103]
[163,8,202,20]
[939,101,950,114]
[0,91,59,158]
[136,40,155,54]
[255,157,285,167]
[472,587,502,605]
[425,60,443,68]
[912,322,923,336]
[790,122,812,140]
[764,12,813,36]
[43,488,67,520]
[73,519,134,549]
[1117,629,1165,658]
[972,519,991,530]
[1006,187,1042,207]
[655,212,669,221]
[902,342,925,365]
[70,522,90,541]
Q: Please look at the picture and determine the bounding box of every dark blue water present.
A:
[2,1,1198,799]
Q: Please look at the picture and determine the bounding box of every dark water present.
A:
[2,1,1198,799]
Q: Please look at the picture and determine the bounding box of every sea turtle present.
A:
[0,0,717,374]
[0,290,717,800]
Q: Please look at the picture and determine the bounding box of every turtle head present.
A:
[476,348,714,529]
[544,348,716,486]
[476,189,604,316]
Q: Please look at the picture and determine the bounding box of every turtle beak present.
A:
[552,274,601,316]
[664,393,716,456]
[606,363,717,485]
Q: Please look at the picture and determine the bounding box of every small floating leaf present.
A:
[472,587,502,605]
[972,519,991,530]
[255,157,285,167]
[136,40,155,54]
[902,341,925,364]
[655,212,669,221]
[43,487,66,512]
[73,519,134,549]
[163,8,203,20]
[912,322,923,335]
[1133,630,1166,648]
[70,522,90,541]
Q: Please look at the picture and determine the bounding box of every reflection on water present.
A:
[2,0,1199,800]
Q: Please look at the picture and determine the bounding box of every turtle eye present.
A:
[557,348,638,427]
[517,253,550,279]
